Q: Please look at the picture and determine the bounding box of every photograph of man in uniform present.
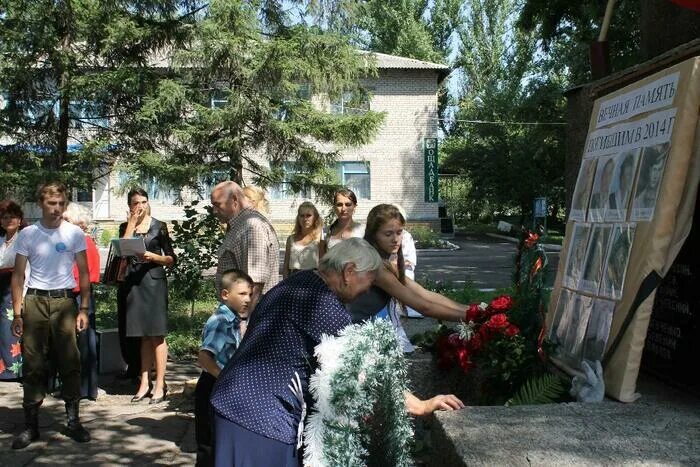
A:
[631,143,670,221]
[601,224,636,300]
[606,149,639,221]
[564,223,592,290]
[570,158,597,222]
[588,156,615,222]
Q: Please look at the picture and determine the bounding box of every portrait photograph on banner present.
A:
[631,143,671,221]
[587,156,616,222]
[570,158,597,222]
[605,149,640,221]
[564,223,592,289]
[549,288,573,349]
[579,224,614,294]
[601,223,636,300]
[562,293,594,364]
[582,298,616,363]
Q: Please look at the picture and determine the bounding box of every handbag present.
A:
[102,242,127,286]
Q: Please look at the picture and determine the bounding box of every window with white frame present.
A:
[338,161,370,199]
[210,90,228,109]
[117,172,178,204]
[198,170,229,199]
[274,83,312,121]
[75,176,93,201]
[69,100,109,129]
[330,89,371,115]
[268,162,312,200]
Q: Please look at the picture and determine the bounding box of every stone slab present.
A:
[429,375,700,466]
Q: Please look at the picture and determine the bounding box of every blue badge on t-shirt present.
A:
[55,242,67,253]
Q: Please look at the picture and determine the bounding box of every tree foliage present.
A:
[0,0,385,202]
[306,0,462,133]
[441,0,566,220]
[518,0,642,84]
[0,0,197,200]
[123,0,386,199]
[308,0,459,62]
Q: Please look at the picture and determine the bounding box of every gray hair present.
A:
[319,237,382,274]
[63,203,92,230]
[213,181,250,208]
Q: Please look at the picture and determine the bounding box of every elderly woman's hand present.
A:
[424,394,465,414]
[405,392,465,416]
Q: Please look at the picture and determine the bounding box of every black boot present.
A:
[63,400,91,443]
[12,404,40,449]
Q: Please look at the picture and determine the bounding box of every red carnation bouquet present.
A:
[435,295,521,374]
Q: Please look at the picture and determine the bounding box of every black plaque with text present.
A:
[642,194,700,394]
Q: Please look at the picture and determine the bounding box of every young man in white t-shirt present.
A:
[10,182,91,449]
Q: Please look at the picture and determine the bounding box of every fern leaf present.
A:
[506,373,566,406]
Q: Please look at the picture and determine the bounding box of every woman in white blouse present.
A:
[282,201,323,278]
[0,201,25,380]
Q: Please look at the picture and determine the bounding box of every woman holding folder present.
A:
[117,188,176,404]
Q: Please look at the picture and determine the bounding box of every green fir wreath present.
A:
[304,320,414,466]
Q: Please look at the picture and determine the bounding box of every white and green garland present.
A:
[304,320,414,467]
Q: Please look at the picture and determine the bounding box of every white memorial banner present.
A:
[595,72,678,128]
[585,107,676,159]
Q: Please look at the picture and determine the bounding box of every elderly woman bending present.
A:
[210,238,462,466]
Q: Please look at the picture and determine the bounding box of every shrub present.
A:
[170,201,223,315]
[409,225,441,249]
[99,227,118,247]
[94,284,118,329]
[166,333,201,360]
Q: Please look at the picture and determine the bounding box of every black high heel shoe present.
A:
[131,387,152,403]
[149,384,168,405]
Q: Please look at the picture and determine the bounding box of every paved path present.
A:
[0,362,200,466]
[415,235,560,289]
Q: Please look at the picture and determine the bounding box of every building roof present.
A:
[144,48,452,81]
[361,51,451,82]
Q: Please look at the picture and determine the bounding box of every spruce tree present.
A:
[0,0,196,200]
[0,0,385,201]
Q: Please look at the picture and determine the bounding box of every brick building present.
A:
[26,52,449,233]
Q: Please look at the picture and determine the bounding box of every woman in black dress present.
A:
[117,188,176,404]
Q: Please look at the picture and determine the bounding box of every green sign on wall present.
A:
[424,137,439,202]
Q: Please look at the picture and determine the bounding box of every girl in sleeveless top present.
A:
[283,202,323,278]
[321,188,365,256]
[348,204,469,350]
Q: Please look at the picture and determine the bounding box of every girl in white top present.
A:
[283,201,323,278]
[321,188,365,255]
